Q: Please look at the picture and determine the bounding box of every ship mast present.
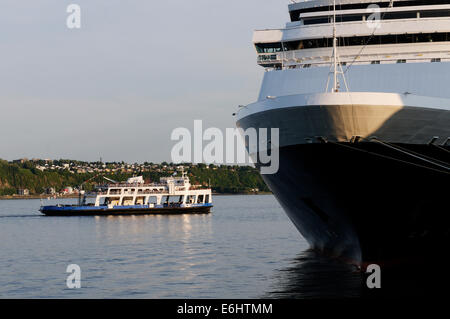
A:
[326,0,349,93]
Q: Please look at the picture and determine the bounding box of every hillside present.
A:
[0,159,270,195]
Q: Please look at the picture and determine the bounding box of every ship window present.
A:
[431,58,442,62]
[371,60,381,64]
[290,0,450,22]
[255,43,282,53]
[266,32,450,53]
[421,10,450,18]
[303,17,329,25]
[148,196,158,204]
[258,54,278,62]
[205,195,210,203]
[197,195,204,204]
[396,59,406,63]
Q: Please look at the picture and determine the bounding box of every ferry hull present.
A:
[40,205,212,216]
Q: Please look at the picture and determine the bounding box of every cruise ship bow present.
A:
[236,0,450,267]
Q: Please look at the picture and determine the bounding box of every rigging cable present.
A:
[343,0,396,75]
[370,138,450,171]
[326,140,450,175]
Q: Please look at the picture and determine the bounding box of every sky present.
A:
[0,0,288,163]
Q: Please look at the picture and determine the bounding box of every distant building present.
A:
[46,188,56,195]
[18,189,30,196]
[13,158,28,164]
[62,187,74,194]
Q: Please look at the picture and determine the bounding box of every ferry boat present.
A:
[236,0,450,267]
[40,171,213,216]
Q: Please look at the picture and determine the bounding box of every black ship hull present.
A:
[261,142,449,267]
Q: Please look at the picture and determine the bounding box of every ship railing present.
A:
[95,183,170,191]
[258,49,450,69]
[95,188,210,196]
[95,189,188,196]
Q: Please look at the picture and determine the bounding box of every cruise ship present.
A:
[236,0,450,267]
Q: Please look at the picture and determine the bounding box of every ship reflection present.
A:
[265,250,364,299]
[265,249,449,299]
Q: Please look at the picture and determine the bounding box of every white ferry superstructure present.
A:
[40,172,213,216]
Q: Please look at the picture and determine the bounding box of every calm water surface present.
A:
[0,195,438,298]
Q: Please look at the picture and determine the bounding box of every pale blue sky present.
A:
[0,0,288,163]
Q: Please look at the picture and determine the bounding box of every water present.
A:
[0,195,442,299]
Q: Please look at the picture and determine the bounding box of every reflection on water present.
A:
[266,249,450,299]
[265,250,364,299]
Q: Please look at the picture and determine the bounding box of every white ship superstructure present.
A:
[236,0,450,266]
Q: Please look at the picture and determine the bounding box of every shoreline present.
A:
[0,192,273,200]
[0,194,81,200]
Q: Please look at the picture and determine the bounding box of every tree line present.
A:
[0,160,270,195]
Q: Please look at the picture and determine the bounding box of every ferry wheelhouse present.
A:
[40,172,213,216]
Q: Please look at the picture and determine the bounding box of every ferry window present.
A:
[148,196,158,204]
[109,189,121,195]
[104,197,120,205]
[135,197,145,205]
[431,58,441,62]
[197,195,204,204]
[122,197,134,205]
[371,61,380,64]
[396,59,406,64]
[205,195,210,203]
[162,196,180,204]
[169,196,180,203]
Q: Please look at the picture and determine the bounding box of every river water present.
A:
[0,195,440,299]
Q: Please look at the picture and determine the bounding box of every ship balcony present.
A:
[253,16,450,45]
[257,41,450,69]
